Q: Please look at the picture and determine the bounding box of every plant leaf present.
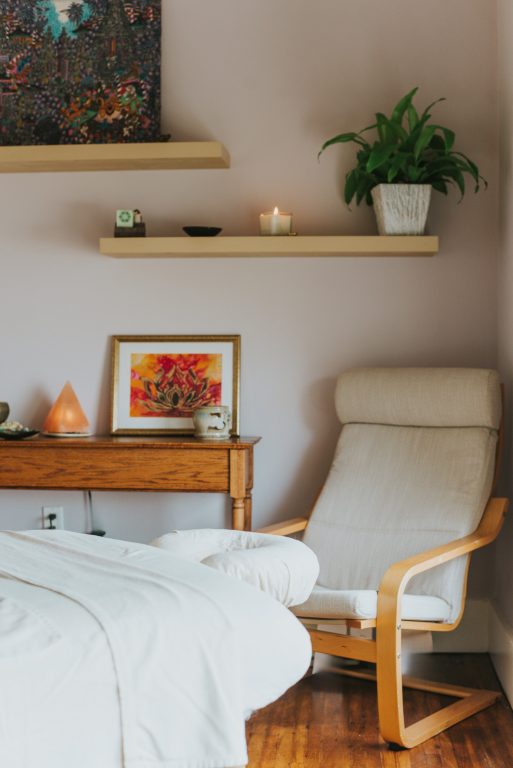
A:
[376,113,407,143]
[358,123,378,135]
[431,179,448,195]
[391,87,418,124]
[375,113,388,143]
[452,151,487,189]
[356,174,373,205]
[414,125,436,160]
[427,134,446,151]
[444,167,466,199]
[344,169,359,205]
[407,165,424,182]
[387,153,407,182]
[407,105,419,131]
[318,132,369,159]
[401,111,433,151]
[432,126,455,151]
[366,144,396,173]
[419,97,446,122]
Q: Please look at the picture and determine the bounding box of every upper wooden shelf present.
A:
[100,235,439,258]
[0,141,230,173]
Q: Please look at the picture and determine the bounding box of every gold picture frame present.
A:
[110,335,241,435]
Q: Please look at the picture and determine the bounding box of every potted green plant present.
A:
[318,87,486,235]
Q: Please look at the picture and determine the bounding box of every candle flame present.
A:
[273,206,279,215]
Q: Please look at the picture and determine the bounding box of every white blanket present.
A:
[0,531,311,768]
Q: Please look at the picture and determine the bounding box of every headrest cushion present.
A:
[335,368,501,429]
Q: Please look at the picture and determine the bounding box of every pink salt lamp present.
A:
[43,382,91,436]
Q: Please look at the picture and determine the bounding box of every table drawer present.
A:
[0,446,230,492]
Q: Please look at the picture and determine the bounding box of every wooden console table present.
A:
[0,435,260,531]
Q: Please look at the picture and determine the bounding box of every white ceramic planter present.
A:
[371,184,432,235]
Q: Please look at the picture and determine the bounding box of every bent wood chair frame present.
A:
[258,427,508,749]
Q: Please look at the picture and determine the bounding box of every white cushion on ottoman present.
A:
[151,529,319,607]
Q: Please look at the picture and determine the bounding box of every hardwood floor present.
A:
[246,654,513,767]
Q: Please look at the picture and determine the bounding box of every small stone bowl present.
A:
[183,226,222,237]
[0,402,9,424]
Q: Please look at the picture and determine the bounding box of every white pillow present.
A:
[152,529,319,608]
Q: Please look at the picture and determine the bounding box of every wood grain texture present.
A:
[257,517,309,536]
[0,437,260,529]
[0,141,230,173]
[296,496,508,748]
[100,235,439,258]
[375,497,508,747]
[230,449,247,499]
[310,630,377,663]
[246,655,513,767]
[0,435,260,449]
[0,446,228,491]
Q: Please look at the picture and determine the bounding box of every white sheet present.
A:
[0,530,311,768]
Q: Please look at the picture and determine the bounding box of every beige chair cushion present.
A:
[292,585,451,622]
[302,368,500,624]
[335,368,501,429]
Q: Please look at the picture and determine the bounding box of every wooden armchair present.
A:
[259,368,508,749]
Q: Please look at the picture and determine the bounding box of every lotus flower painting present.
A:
[0,0,161,144]
[110,336,240,436]
[130,354,223,419]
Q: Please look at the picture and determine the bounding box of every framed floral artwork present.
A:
[110,335,240,435]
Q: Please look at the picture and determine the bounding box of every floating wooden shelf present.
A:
[0,141,230,173]
[100,235,439,258]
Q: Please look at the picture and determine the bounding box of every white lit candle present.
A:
[259,206,293,235]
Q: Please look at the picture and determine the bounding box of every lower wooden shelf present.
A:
[100,235,439,258]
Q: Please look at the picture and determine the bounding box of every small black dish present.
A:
[0,429,39,440]
[183,226,222,237]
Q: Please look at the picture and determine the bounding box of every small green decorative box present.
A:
[116,210,135,228]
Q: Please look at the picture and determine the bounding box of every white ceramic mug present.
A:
[193,405,232,439]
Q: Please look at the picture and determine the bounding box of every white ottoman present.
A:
[151,529,319,608]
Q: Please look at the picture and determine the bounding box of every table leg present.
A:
[230,448,248,531]
[232,498,245,531]
[244,492,252,531]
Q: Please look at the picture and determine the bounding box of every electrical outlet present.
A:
[41,506,64,530]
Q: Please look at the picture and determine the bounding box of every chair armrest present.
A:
[377,497,508,623]
[257,517,309,536]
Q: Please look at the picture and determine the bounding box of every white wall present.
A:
[0,0,499,603]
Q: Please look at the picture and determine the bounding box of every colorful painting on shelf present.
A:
[0,0,161,145]
[130,353,223,419]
